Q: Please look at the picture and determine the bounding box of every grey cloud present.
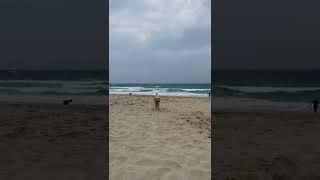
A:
[110,0,211,83]
[0,0,105,70]
[215,0,320,69]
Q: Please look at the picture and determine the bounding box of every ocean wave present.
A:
[109,85,210,97]
[218,85,320,93]
[0,82,211,97]
[0,81,63,88]
[0,80,108,96]
[214,85,320,102]
[0,80,106,88]
[0,88,106,96]
[110,91,208,97]
[181,88,210,91]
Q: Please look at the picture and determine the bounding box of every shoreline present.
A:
[0,94,314,113]
[0,94,108,105]
[111,95,314,112]
[213,97,312,112]
[109,92,210,97]
[109,93,210,98]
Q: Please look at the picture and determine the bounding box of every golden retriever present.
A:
[154,96,161,111]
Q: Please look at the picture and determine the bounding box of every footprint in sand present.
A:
[189,169,210,179]
[135,158,163,166]
[164,172,188,180]
[110,155,128,168]
[162,160,183,169]
[186,158,201,167]
[116,156,128,166]
[147,167,171,180]
[135,158,182,169]
[111,171,141,180]
[182,144,194,149]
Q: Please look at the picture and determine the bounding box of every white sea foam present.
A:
[0,80,106,95]
[109,85,210,97]
[218,85,320,93]
[109,91,208,97]
[181,88,211,92]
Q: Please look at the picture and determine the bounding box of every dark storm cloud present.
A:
[0,0,105,70]
[215,0,320,69]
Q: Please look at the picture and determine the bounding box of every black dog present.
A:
[63,99,72,105]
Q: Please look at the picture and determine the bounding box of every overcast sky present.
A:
[215,0,320,69]
[0,0,105,70]
[109,0,211,83]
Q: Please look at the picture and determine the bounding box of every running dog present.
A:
[63,99,72,105]
[154,96,161,111]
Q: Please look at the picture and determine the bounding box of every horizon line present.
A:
[110,82,211,84]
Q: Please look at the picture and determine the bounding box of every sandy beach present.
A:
[213,107,320,179]
[109,94,211,180]
[0,102,107,179]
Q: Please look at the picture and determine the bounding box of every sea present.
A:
[0,70,211,99]
[109,84,211,97]
[110,70,320,103]
[1,70,319,107]
[210,70,320,111]
[213,70,320,103]
[0,70,108,104]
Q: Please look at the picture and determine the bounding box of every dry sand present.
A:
[213,110,320,179]
[109,94,211,180]
[0,102,107,180]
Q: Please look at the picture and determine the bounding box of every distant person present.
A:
[312,99,319,113]
[208,92,211,98]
